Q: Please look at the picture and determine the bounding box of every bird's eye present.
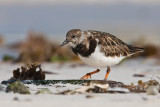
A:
[71,35,76,38]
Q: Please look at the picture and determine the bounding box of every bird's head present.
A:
[60,29,82,47]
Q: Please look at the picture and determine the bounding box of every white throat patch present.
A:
[69,42,76,48]
[79,31,85,43]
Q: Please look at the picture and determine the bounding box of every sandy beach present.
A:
[0,58,160,107]
[0,0,160,106]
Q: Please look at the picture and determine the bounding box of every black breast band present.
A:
[72,39,97,57]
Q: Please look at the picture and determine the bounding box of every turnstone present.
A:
[60,29,144,80]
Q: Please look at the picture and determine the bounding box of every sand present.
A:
[0,58,160,107]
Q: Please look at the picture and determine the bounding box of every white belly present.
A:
[78,45,125,68]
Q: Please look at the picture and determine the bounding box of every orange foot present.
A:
[104,66,111,80]
[80,69,100,79]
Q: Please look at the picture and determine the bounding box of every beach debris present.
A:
[57,82,127,94]
[83,80,124,88]
[2,54,15,62]
[131,42,160,58]
[146,86,159,95]
[55,85,66,88]
[57,89,78,95]
[85,82,110,93]
[102,80,124,88]
[142,45,160,58]
[146,80,159,86]
[1,78,159,94]
[43,71,58,75]
[0,35,4,45]
[76,82,109,94]
[124,80,159,93]
[130,37,160,58]
[36,88,53,94]
[57,80,159,95]
[146,79,159,95]
[6,81,30,94]
[124,80,147,93]
[1,80,125,87]
[13,97,19,101]
[57,82,110,95]
[141,96,148,101]
[0,85,4,91]
[85,95,96,99]
[10,63,45,80]
[133,74,145,77]
[69,63,86,68]
[11,31,78,63]
[106,87,130,93]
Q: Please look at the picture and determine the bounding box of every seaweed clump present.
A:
[14,31,78,63]
[142,45,159,57]
[0,36,4,45]
[3,54,15,62]
[36,88,52,94]
[56,80,159,95]
[6,81,30,94]
[130,38,160,58]
[10,63,45,80]
[124,80,159,93]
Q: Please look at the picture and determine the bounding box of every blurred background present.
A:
[0,0,160,63]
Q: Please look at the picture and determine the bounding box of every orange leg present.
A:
[104,66,111,80]
[80,69,100,79]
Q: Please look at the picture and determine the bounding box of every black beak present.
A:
[60,39,69,47]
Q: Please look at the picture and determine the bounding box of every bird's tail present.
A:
[128,45,144,55]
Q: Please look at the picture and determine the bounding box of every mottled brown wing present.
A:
[88,30,144,57]
[97,34,131,57]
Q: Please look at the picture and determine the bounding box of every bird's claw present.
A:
[80,73,92,79]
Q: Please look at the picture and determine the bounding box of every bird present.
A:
[60,29,144,80]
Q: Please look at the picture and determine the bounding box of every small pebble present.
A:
[146,86,159,95]
[86,95,95,99]
[13,97,19,101]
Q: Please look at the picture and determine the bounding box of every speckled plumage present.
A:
[67,29,144,58]
[61,29,144,79]
[86,30,144,57]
